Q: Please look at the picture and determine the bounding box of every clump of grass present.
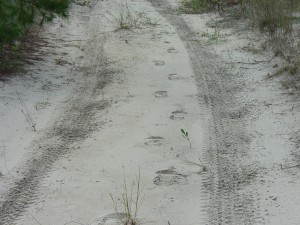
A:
[115,4,142,30]
[179,0,239,13]
[241,0,300,36]
[110,3,157,31]
[279,61,300,75]
[179,0,214,14]
[0,43,23,75]
[180,0,300,38]
[110,169,144,225]
[201,26,222,44]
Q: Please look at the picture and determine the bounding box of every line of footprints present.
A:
[94,48,191,225]
[147,50,189,187]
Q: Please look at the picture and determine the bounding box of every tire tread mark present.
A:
[147,1,262,224]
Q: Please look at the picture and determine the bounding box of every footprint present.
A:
[151,33,162,40]
[153,60,165,66]
[170,110,187,120]
[91,213,127,225]
[126,94,136,98]
[168,73,185,80]
[154,91,168,98]
[144,136,164,146]
[156,167,177,174]
[154,167,188,186]
[167,47,179,53]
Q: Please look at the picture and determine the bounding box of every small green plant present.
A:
[110,169,144,225]
[181,128,191,149]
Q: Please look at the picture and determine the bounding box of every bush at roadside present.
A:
[180,0,300,37]
[0,0,70,74]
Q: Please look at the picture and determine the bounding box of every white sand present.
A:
[0,0,299,224]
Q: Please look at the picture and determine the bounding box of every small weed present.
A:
[201,26,222,44]
[185,156,207,173]
[110,169,144,225]
[110,3,157,31]
[181,128,191,149]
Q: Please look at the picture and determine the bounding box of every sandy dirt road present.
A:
[1,0,300,225]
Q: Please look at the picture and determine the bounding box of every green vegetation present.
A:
[111,3,158,31]
[180,0,300,36]
[180,0,216,14]
[0,0,70,45]
[110,169,144,225]
[241,0,299,36]
[180,0,238,13]
[181,128,192,149]
[0,0,70,74]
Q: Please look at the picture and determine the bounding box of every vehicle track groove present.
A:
[0,4,113,224]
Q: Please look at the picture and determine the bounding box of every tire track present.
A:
[147,1,262,224]
[0,4,114,224]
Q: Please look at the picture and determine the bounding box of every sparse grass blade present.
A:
[110,168,144,225]
[181,128,191,149]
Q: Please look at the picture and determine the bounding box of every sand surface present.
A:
[0,0,300,224]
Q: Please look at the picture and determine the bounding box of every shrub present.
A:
[0,0,70,47]
[240,0,299,36]
[180,0,300,37]
[0,0,70,75]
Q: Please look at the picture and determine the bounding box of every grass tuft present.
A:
[179,0,214,14]
[110,3,158,31]
[240,0,298,36]
[110,169,144,225]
